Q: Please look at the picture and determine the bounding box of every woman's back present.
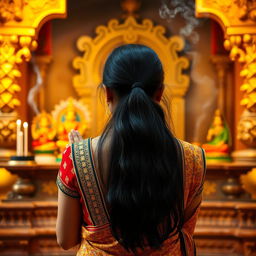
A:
[56,44,206,255]
[57,137,205,255]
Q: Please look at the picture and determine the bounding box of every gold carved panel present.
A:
[196,0,256,35]
[0,0,66,36]
[73,16,189,139]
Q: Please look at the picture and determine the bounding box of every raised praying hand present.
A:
[68,129,83,144]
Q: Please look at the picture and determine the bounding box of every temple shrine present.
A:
[0,0,256,255]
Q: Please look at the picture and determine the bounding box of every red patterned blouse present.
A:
[57,145,94,226]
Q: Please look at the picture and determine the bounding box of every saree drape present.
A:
[57,138,206,256]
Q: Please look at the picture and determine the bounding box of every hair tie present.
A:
[131,82,143,90]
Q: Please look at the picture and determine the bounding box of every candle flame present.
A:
[16,119,21,125]
[23,122,28,128]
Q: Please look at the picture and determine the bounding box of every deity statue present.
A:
[32,111,57,153]
[202,109,231,162]
[31,111,57,164]
[52,98,90,161]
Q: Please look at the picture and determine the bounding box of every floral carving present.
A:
[224,35,256,147]
[237,111,256,147]
[203,180,217,196]
[25,0,58,14]
[41,181,58,195]
[0,113,17,145]
[224,35,256,112]
[236,0,256,22]
[205,0,233,13]
[0,0,23,24]
[0,35,37,113]
[241,168,256,199]
[202,0,256,22]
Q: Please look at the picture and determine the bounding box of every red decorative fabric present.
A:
[57,145,93,225]
[58,146,78,192]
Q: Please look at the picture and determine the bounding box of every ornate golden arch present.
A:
[73,16,189,139]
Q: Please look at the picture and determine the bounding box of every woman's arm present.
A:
[56,188,82,250]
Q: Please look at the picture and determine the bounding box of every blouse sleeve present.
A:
[192,147,206,196]
[183,146,206,235]
[56,145,80,198]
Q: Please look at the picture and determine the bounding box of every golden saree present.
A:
[69,138,206,256]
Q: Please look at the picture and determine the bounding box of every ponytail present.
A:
[98,44,184,252]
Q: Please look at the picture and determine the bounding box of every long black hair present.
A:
[98,44,184,252]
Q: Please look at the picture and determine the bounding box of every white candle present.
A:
[16,119,21,156]
[23,122,28,156]
[19,131,24,156]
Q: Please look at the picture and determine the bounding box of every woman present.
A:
[56,44,206,255]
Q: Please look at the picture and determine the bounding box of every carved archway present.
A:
[73,16,189,138]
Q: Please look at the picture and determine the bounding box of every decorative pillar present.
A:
[196,0,256,163]
[224,34,256,161]
[210,55,231,117]
[0,0,66,158]
[0,36,37,154]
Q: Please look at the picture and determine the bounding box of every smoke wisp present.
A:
[27,57,43,115]
[159,0,202,44]
[187,51,217,142]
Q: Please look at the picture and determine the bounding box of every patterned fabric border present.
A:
[88,138,110,220]
[175,139,188,256]
[196,148,206,196]
[56,175,80,198]
[176,139,186,208]
[178,140,206,256]
[72,139,109,226]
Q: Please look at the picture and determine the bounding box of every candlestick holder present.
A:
[8,155,36,166]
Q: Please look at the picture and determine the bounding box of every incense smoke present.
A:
[28,58,43,115]
[160,0,216,142]
[188,52,217,142]
[159,0,202,44]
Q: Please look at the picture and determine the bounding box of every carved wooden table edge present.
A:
[195,228,256,237]
[0,162,60,172]
[206,162,255,172]
[0,200,58,208]
[200,200,256,208]
[0,227,56,237]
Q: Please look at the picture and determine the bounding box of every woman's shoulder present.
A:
[176,139,206,202]
[176,138,206,172]
[176,139,203,154]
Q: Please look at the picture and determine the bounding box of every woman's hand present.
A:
[68,129,83,144]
